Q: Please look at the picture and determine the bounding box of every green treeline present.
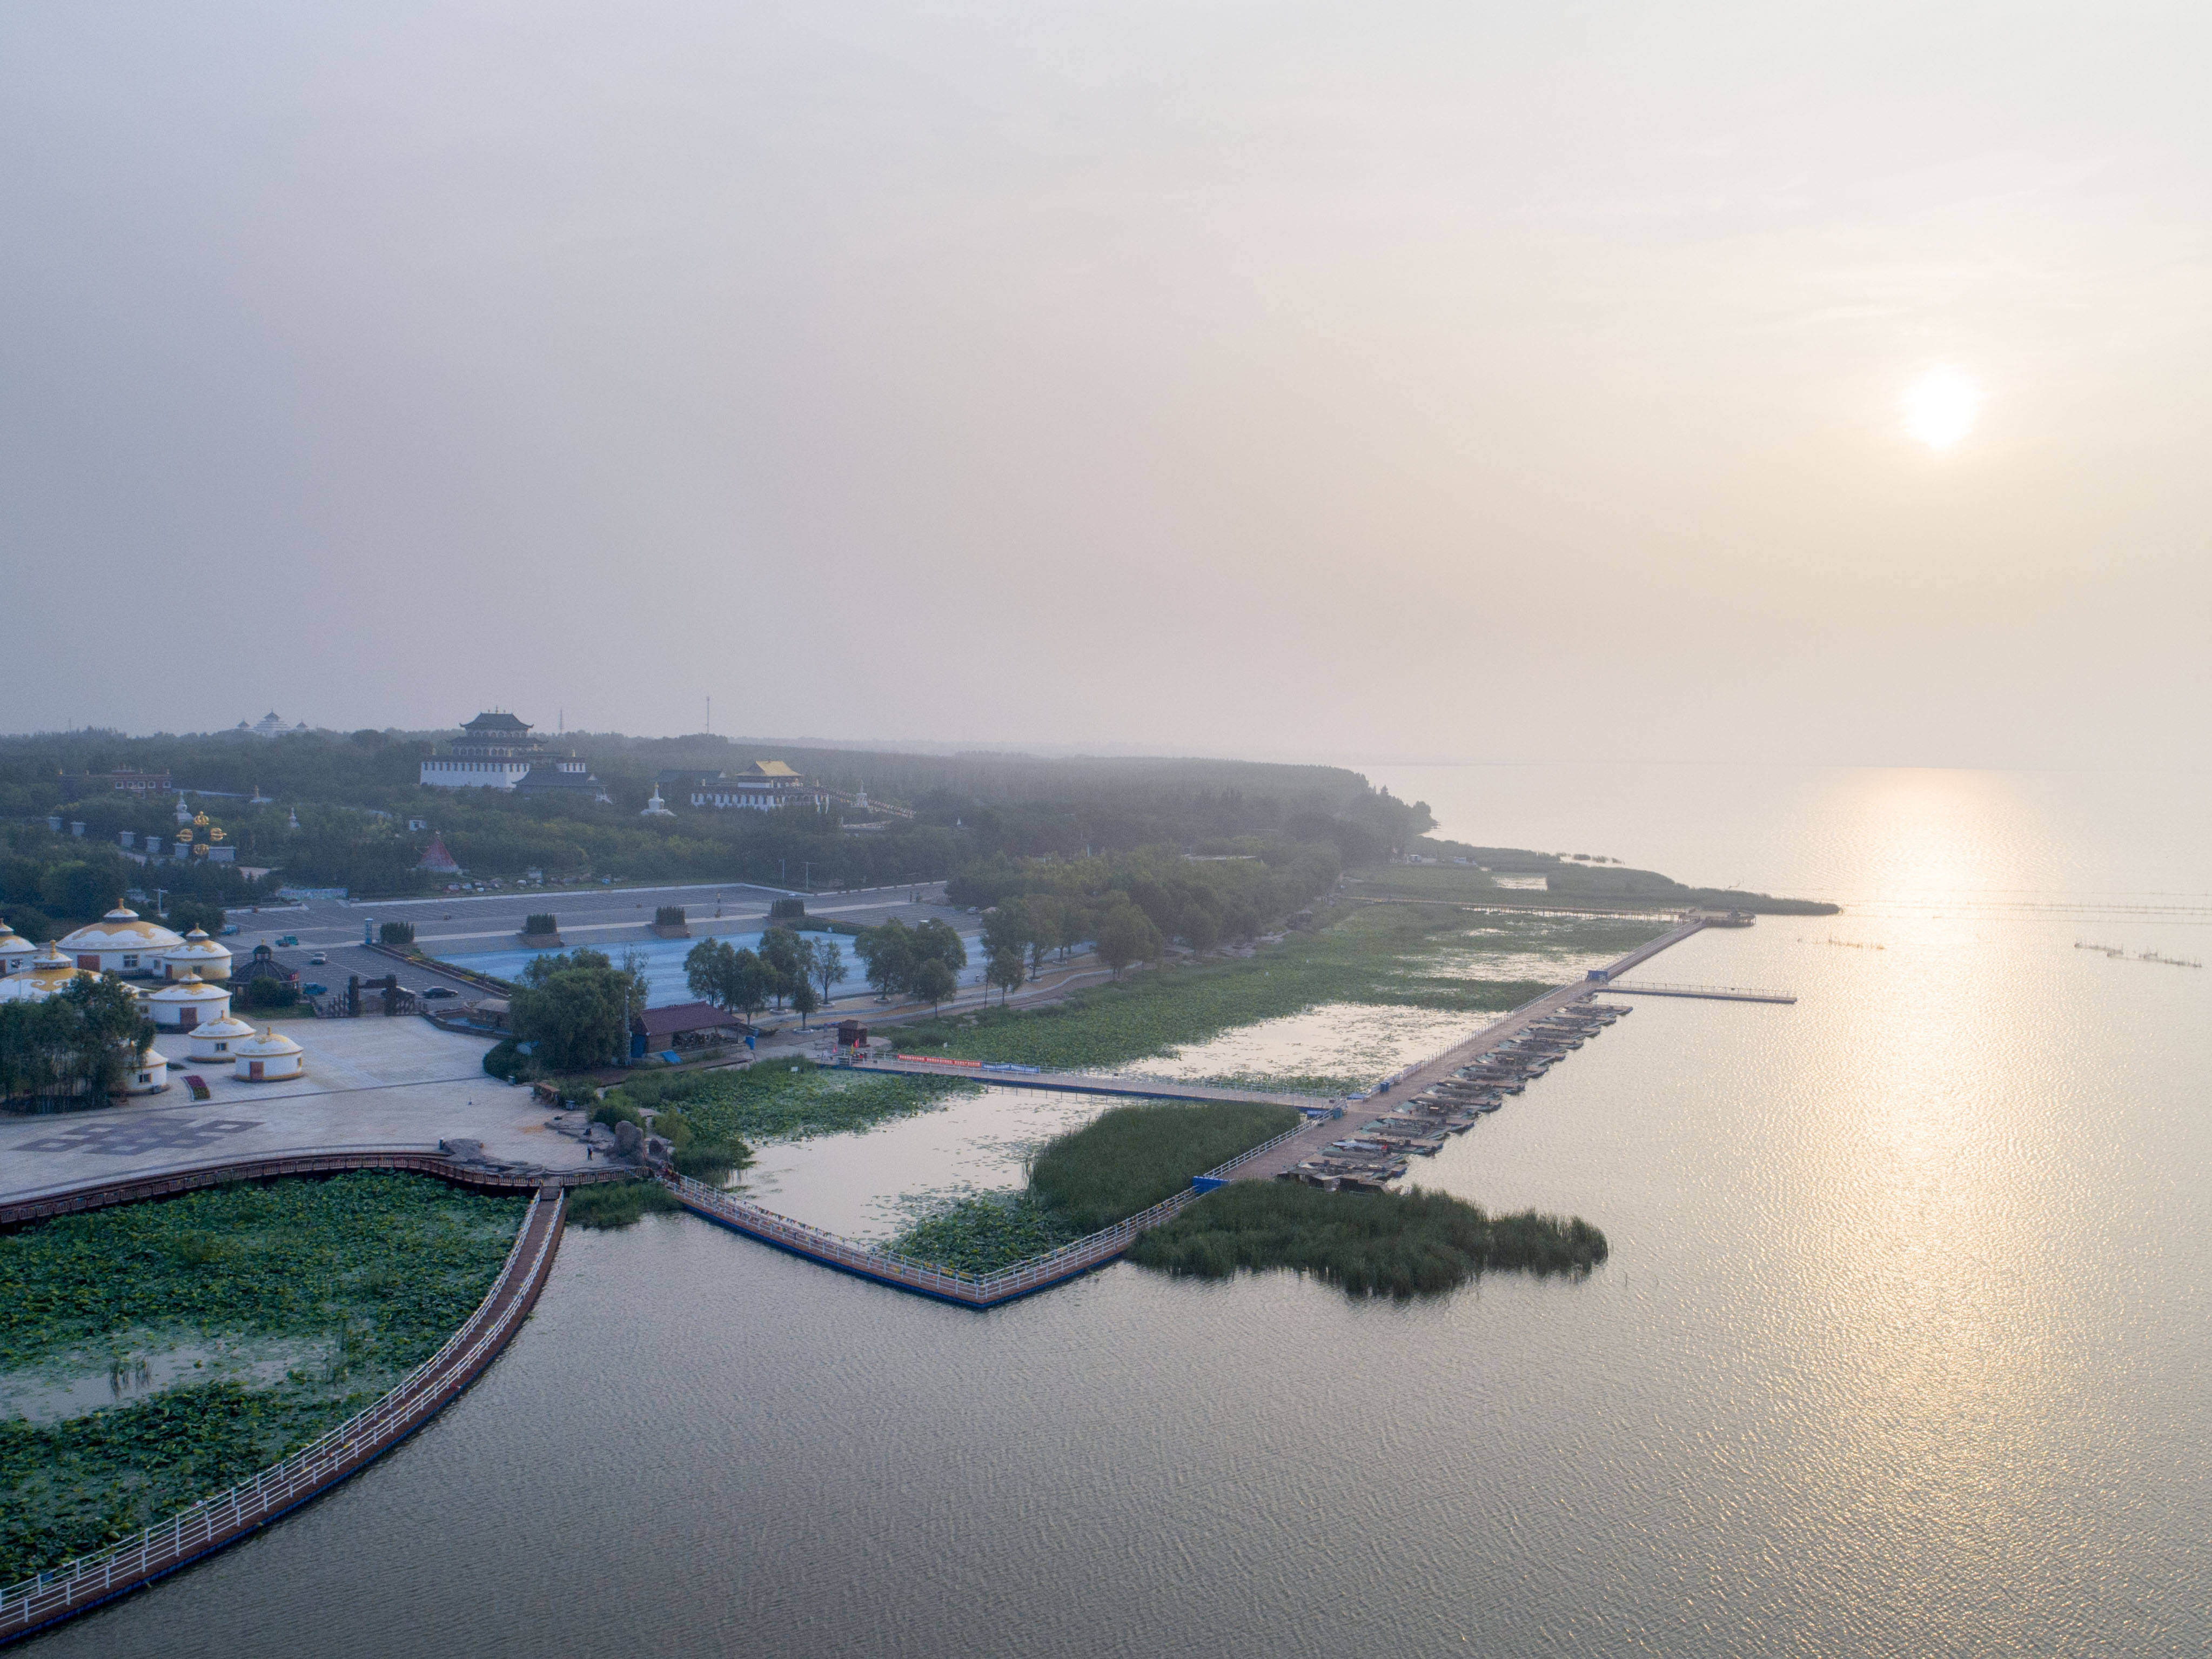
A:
[0,728,1431,900]
[1125,1182,1609,1297]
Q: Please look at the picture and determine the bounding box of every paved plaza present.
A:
[0,1017,591,1204]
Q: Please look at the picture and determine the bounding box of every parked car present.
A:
[420,986,459,1001]
[303,984,327,997]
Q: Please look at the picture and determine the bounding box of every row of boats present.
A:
[1282,1001,1632,1191]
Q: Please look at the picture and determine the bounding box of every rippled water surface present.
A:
[38,765,2212,1658]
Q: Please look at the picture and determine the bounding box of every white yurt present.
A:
[0,920,36,975]
[159,928,233,982]
[185,1012,257,1063]
[54,906,182,975]
[146,971,232,1031]
[120,1046,171,1094]
[231,1027,305,1082]
[0,945,100,1002]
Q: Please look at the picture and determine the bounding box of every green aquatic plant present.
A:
[1029,1101,1303,1234]
[0,1173,523,1582]
[564,1179,682,1230]
[885,1193,1081,1275]
[1126,1182,1608,1298]
[609,1061,972,1145]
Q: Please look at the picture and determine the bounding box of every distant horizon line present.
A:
[3,723,2203,779]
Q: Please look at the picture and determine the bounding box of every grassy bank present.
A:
[0,1173,522,1582]
[1127,1182,1609,1297]
[886,1099,1301,1273]
[891,904,1645,1076]
[610,1061,975,1147]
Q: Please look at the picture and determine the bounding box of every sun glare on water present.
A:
[1902,367,1982,451]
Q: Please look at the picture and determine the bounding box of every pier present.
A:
[1600,981,1796,1004]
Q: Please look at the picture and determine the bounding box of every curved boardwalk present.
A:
[0,1162,574,1647]
[0,1146,597,1230]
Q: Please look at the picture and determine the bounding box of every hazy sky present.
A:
[5,2,2206,767]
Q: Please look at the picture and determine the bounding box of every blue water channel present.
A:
[443,929,986,1007]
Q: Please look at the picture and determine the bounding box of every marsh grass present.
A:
[1126,1182,1608,1298]
[1030,1101,1304,1233]
[565,1179,682,1229]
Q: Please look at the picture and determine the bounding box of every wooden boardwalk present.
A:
[660,1121,1310,1308]
[847,1056,1315,1112]
[0,1177,571,1646]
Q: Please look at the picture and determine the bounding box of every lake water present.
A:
[36,765,2212,1657]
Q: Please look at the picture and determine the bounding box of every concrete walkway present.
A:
[0,1019,590,1206]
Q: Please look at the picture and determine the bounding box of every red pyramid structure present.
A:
[415,834,462,874]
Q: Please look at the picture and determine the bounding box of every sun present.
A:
[1902,367,1981,451]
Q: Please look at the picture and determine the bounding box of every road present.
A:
[217,879,960,1003]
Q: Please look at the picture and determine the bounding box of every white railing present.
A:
[0,1189,561,1632]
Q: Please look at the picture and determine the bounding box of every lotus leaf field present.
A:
[0,1173,524,1584]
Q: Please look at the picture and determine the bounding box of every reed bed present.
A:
[1126,1182,1608,1298]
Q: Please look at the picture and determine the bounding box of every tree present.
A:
[1093,904,1162,980]
[759,927,808,1008]
[511,960,633,1072]
[856,920,917,1001]
[686,937,737,1007]
[813,939,847,1005]
[914,956,957,1014]
[790,978,820,1027]
[722,948,771,1022]
[1181,905,1221,955]
[162,898,228,937]
[379,921,415,946]
[39,860,125,921]
[0,976,153,1105]
[986,947,1025,1005]
[982,900,1029,1004]
[912,918,968,972]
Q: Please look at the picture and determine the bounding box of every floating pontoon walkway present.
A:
[1599,981,1796,1004]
